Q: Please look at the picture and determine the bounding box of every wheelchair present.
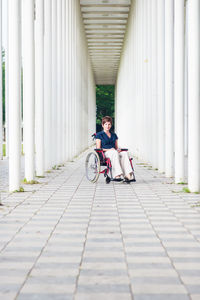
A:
[85,134,136,184]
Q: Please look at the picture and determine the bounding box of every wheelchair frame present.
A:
[85,134,136,184]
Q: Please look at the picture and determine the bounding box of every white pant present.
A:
[105,149,133,178]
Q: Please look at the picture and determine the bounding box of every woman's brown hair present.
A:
[102,116,113,125]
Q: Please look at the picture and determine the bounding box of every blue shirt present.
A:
[96,131,118,149]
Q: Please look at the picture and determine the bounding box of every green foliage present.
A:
[52,165,61,170]
[23,178,39,184]
[192,202,200,207]
[3,144,5,156]
[183,187,191,193]
[96,85,115,131]
[14,187,24,193]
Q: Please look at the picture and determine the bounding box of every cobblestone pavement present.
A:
[0,150,200,300]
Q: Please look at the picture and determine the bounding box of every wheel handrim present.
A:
[85,152,100,182]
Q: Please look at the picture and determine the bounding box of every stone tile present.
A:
[77,284,130,293]
[75,293,132,300]
[191,295,200,300]
[18,293,74,300]
[134,295,190,300]
[129,269,178,277]
[1,152,200,299]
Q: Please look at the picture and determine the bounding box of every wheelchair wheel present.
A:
[85,151,100,183]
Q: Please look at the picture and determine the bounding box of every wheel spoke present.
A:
[85,152,100,182]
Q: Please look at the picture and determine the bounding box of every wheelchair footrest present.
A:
[106,176,111,184]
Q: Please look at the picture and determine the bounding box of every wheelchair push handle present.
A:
[92,133,96,140]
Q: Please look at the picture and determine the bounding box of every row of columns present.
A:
[0,0,2,160]
[6,0,96,191]
[116,0,200,192]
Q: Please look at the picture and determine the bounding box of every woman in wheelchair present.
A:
[95,116,135,182]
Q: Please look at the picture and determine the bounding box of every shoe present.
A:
[125,173,136,182]
[113,177,123,182]
[124,176,136,183]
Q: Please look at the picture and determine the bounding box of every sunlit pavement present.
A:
[0,150,200,300]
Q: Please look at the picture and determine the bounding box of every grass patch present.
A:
[3,144,6,156]
[13,187,24,193]
[178,182,187,185]
[3,144,24,156]
[36,175,45,178]
[183,187,191,193]
[52,165,61,170]
[23,178,40,184]
[154,168,158,171]
[192,202,200,207]
[58,164,64,167]
[46,170,52,173]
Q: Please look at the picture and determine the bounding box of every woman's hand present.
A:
[117,148,121,153]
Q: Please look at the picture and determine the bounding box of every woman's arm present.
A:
[96,139,101,149]
[115,140,121,152]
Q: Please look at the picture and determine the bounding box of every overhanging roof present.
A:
[80,0,131,85]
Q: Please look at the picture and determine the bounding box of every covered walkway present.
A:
[1,152,200,300]
[1,0,200,192]
[0,0,200,299]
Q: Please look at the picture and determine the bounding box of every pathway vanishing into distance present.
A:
[0,150,200,300]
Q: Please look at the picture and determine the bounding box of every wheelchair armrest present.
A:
[120,148,128,151]
[95,148,103,152]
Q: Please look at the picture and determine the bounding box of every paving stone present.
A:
[0,152,200,299]
[134,295,190,300]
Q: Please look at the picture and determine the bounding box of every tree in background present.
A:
[96,85,115,132]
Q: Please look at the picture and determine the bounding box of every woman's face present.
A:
[102,122,112,132]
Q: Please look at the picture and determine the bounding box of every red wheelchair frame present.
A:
[85,134,136,184]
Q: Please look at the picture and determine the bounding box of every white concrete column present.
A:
[51,0,57,166]
[22,0,35,181]
[5,0,9,158]
[57,0,62,165]
[174,0,185,183]
[65,0,69,161]
[165,0,174,177]
[0,0,2,159]
[157,0,165,173]
[8,0,21,191]
[35,0,44,177]
[62,0,66,162]
[147,0,152,164]
[44,0,52,170]
[68,0,73,160]
[188,0,200,192]
[143,0,148,162]
[67,0,72,160]
[151,0,158,168]
[72,0,76,158]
